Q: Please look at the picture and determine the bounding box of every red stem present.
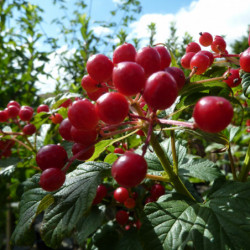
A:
[214,53,240,58]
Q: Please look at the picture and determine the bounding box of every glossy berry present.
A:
[240,48,250,73]
[113,43,136,64]
[124,198,136,209]
[59,99,72,108]
[143,71,178,110]
[211,35,226,53]
[199,32,213,46]
[37,104,49,113]
[0,110,9,122]
[23,124,36,135]
[59,118,73,141]
[96,92,129,125]
[81,75,99,93]
[116,210,129,225]
[223,68,241,87]
[135,46,161,77]
[86,54,113,82]
[92,184,107,205]
[154,45,171,70]
[39,168,66,192]
[111,151,147,188]
[186,42,201,53]
[36,144,68,171]
[113,62,145,96]
[7,105,20,118]
[190,53,210,75]
[164,67,185,91]
[114,187,129,203]
[193,96,233,133]
[196,50,214,66]
[181,52,195,69]
[150,184,165,199]
[19,106,33,121]
[70,126,97,145]
[72,143,95,161]
[68,99,99,131]
[50,113,63,124]
[7,101,20,109]
[114,148,125,154]
[86,84,108,101]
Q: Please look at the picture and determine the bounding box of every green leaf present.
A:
[240,70,250,98]
[76,206,105,246]
[36,194,54,215]
[11,174,47,245]
[41,161,111,248]
[140,181,250,250]
[104,153,118,164]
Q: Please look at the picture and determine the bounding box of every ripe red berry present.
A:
[0,110,9,122]
[72,143,95,161]
[223,68,241,87]
[81,75,99,93]
[19,106,34,121]
[36,144,68,171]
[7,105,20,118]
[181,52,195,69]
[7,101,20,109]
[86,84,108,101]
[37,104,50,113]
[196,50,214,66]
[199,32,213,47]
[68,99,99,131]
[186,42,201,53]
[114,187,129,203]
[39,168,66,192]
[124,198,136,209]
[211,35,226,53]
[70,126,97,145]
[59,99,72,108]
[190,53,210,75]
[50,113,63,124]
[92,184,107,205]
[86,54,113,82]
[143,71,178,111]
[113,62,145,96]
[59,118,73,141]
[150,183,165,199]
[116,210,129,225]
[154,45,171,70]
[114,148,125,154]
[96,92,129,125]
[240,48,250,73]
[113,43,136,64]
[145,196,156,204]
[164,67,185,91]
[22,124,36,135]
[111,151,147,188]
[193,96,233,133]
[135,46,161,77]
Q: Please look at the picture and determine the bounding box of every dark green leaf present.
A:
[240,70,250,98]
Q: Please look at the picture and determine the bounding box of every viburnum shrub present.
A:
[1,31,250,249]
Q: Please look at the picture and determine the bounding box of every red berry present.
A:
[59,99,72,108]
[7,101,20,109]
[81,75,99,93]
[19,106,33,121]
[111,152,147,188]
[113,62,145,96]
[186,42,201,53]
[164,67,185,91]
[22,124,36,135]
[190,53,210,75]
[145,196,156,204]
[223,68,241,88]
[86,84,108,101]
[196,50,214,66]
[240,48,250,73]
[92,184,107,205]
[124,198,136,209]
[143,71,178,111]
[150,183,165,199]
[113,43,136,64]
[50,113,63,124]
[39,168,66,192]
[135,46,161,77]
[116,210,129,225]
[114,187,129,203]
[96,92,129,125]
[154,46,171,70]
[0,110,9,122]
[199,32,213,47]
[211,35,226,53]
[37,104,50,113]
[70,126,97,145]
[193,96,233,133]
[68,99,99,131]
[59,118,73,141]
[114,148,125,154]
[181,52,195,69]
[36,144,68,171]
[72,143,95,161]
[246,119,250,127]
[7,105,20,118]
[86,54,113,82]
